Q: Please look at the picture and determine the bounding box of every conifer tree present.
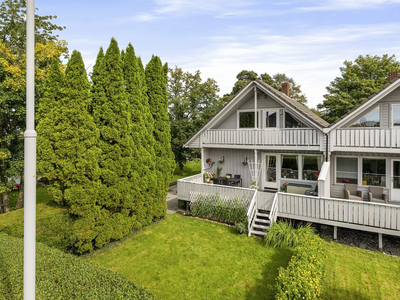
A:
[145,55,174,216]
[123,44,158,222]
[91,38,136,250]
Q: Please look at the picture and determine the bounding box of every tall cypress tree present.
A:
[37,57,65,204]
[91,38,136,250]
[123,44,158,223]
[145,55,174,216]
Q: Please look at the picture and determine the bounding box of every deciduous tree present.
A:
[318,54,400,123]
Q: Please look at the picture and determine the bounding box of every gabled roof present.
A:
[184,80,329,147]
[327,75,400,131]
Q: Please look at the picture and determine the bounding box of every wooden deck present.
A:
[178,175,400,241]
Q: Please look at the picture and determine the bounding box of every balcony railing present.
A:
[202,129,321,146]
[334,128,400,148]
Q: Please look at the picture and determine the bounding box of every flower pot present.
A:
[362,180,367,185]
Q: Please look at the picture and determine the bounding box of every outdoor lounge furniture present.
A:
[212,178,222,185]
[368,186,388,203]
[344,184,364,201]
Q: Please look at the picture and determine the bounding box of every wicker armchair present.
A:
[368,186,388,203]
[344,184,364,201]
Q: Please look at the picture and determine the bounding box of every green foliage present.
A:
[223,70,308,106]
[0,233,155,299]
[318,54,400,123]
[269,223,326,300]
[235,222,246,234]
[123,43,158,223]
[0,0,66,56]
[189,193,250,224]
[168,66,222,174]
[265,221,314,248]
[145,55,174,217]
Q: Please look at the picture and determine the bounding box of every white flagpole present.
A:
[24,0,37,299]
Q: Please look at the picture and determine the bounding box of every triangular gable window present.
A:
[350,106,380,128]
[284,112,307,128]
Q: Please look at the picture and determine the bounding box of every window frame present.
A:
[392,104,400,127]
[348,105,381,128]
[335,156,359,185]
[284,111,308,129]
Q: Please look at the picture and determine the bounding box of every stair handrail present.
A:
[269,192,279,226]
[246,189,258,237]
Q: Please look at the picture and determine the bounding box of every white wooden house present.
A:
[177,72,400,246]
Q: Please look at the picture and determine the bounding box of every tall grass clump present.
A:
[265,220,314,248]
[189,193,250,224]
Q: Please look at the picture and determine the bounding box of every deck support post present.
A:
[378,233,383,251]
[333,226,337,240]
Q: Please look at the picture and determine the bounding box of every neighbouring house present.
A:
[177,71,400,248]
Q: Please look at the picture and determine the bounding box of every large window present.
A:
[281,155,298,179]
[362,158,386,186]
[265,111,277,128]
[336,157,358,184]
[303,156,321,181]
[394,105,400,126]
[350,106,380,128]
[285,112,307,128]
[239,111,255,128]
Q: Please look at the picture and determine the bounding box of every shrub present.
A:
[265,221,314,248]
[189,193,250,224]
[270,224,326,300]
[0,233,155,299]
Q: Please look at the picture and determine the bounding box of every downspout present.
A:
[325,133,329,162]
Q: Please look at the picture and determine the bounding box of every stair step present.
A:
[250,230,266,236]
[255,218,270,224]
[253,224,270,230]
[256,212,270,218]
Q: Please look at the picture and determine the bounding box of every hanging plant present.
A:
[206,158,215,167]
[242,157,248,165]
[218,156,225,164]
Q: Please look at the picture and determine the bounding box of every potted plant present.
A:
[363,173,369,185]
[250,181,258,189]
[216,166,223,177]
[223,174,230,179]
[235,222,246,235]
[204,172,215,183]
[206,158,214,167]
[242,161,248,166]
[218,156,225,164]
[280,182,288,192]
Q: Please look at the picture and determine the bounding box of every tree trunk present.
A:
[16,169,24,209]
[2,191,10,213]
[0,193,3,213]
[178,161,184,176]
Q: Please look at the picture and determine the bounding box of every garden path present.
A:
[167,184,179,214]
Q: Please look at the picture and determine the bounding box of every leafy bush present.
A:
[0,233,155,299]
[265,221,314,248]
[0,202,74,252]
[270,224,326,300]
[189,193,250,224]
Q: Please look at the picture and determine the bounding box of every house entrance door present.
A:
[264,154,277,189]
[391,159,400,201]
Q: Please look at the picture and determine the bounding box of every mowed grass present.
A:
[322,241,400,299]
[87,213,292,300]
[172,160,201,182]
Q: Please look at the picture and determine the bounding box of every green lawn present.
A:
[87,214,292,300]
[172,160,201,182]
[322,241,400,299]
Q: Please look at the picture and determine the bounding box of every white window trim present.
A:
[264,109,279,129]
[302,155,323,181]
[283,110,309,129]
[392,104,400,127]
[334,155,388,187]
[237,109,267,129]
[346,104,381,129]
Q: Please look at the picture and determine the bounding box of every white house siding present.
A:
[330,151,400,201]
[203,148,255,188]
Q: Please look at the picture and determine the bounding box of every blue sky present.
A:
[36,0,400,108]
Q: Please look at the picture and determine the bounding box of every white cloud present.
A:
[298,0,400,11]
[172,22,400,108]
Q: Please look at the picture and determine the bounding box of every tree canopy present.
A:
[222,70,308,106]
[168,66,222,174]
[317,54,400,123]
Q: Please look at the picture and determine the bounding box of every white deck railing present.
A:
[269,193,279,225]
[278,193,400,235]
[177,174,255,201]
[334,128,400,148]
[247,190,258,236]
[202,129,321,146]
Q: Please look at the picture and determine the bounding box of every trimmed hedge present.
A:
[189,193,250,224]
[274,231,326,300]
[0,233,155,299]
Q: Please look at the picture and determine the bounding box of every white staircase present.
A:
[249,209,271,236]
